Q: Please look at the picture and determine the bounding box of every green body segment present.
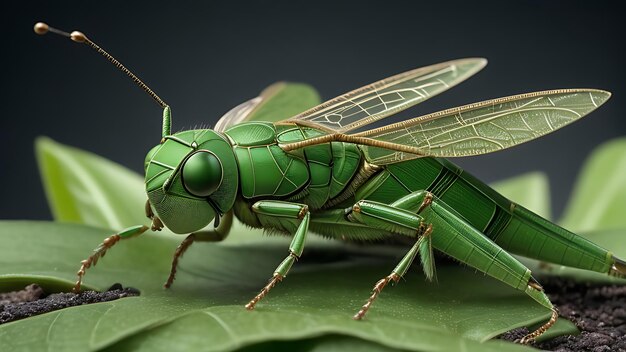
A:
[226,122,362,209]
[226,122,309,198]
[222,121,615,291]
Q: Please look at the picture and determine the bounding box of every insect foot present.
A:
[353,273,400,320]
[609,257,626,278]
[164,233,197,289]
[73,225,149,293]
[245,273,284,310]
[73,234,121,293]
[517,308,559,344]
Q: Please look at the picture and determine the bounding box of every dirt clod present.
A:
[0,283,140,324]
[0,284,44,304]
[501,278,626,351]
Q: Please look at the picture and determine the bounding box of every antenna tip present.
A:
[34,22,49,35]
[70,31,87,43]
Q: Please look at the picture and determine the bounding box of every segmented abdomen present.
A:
[354,157,612,273]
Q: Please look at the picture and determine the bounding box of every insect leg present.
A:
[347,191,556,343]
[164,211,233,289]
[611,258,626,278]
[395,190,557,344]
[73,225,149,293]
[347,200,433,319]
[246,201,310,310]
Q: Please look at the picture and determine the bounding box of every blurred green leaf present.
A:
[0,221,540,352]
[246,82,321,123]
[36,137,148,231]
[560,138,626,232]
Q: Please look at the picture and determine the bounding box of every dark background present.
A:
[3,1,625,220]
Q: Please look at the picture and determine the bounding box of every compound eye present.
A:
[181,151,223,197]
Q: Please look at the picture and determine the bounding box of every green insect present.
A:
[35,22,625,344]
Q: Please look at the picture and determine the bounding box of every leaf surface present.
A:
[0,221,541,352]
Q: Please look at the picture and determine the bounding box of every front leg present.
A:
[164,211,233,288]
[74,225,149,292]
[245,200,310,310]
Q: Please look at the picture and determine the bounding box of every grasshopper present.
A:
[34,22,625,344]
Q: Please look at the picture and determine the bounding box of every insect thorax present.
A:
[224,122,363,211]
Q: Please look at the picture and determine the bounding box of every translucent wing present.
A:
[214,82,321,132]
[214,96,263,132]
[356,89,611,164]
[283,58,487,133]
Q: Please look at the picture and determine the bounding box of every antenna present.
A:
[34,22,168,109]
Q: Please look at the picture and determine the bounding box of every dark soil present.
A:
[500,278,626,351]
[0,283,140,324]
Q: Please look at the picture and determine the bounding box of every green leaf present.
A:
[246,82,321,123]
[35,137,148,231]
[490,172,551,219]
[234,335,405,352]
[0,221,541,352]
[560,138,626,232]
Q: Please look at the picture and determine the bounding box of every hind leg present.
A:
[352,223,434,320]
[345,191,557,343]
